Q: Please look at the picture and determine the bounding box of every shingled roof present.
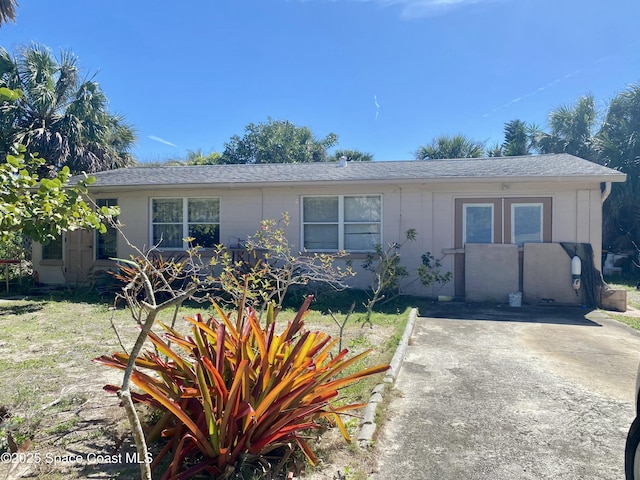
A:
[81,154,626,189]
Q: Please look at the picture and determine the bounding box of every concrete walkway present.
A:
[372,305,640,480]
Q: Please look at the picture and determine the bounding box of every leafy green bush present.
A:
[95,296,388,479]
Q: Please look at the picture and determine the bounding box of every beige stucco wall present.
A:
[31,244,66,284]
[36,178,609,303]
[523,243,584,305]
[551,189,603,269]
[465,243,520,303]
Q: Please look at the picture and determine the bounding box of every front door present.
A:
[453,197,552,297]
[65,230,94,283]
[454,198,503,297]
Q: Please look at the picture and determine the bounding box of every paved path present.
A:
[373,306,640,480]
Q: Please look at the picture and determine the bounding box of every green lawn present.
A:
[601,277,640,330]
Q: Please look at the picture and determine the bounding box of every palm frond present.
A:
[0,0,18,26]
[0,43,136,174]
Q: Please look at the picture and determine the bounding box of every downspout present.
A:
[396,185,403,241]
[601,181,612,204]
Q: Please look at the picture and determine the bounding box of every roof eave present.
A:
[87,173,627,192]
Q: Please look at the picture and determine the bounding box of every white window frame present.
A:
[462,203,494,246]
[511,202,543,246]
[150,197,220,250]
[301,195,382,252]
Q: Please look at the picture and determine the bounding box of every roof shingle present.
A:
[79,154,626,189]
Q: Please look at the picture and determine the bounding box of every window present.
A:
[96,199,118,260]
[151,198,220,249]
[454,197,551,297]
[455,197,551,248]
[463,204,494,245]
[302,195,381,252]
[504,198,551,245]
[42,237,63,260]
[511,203,543,246]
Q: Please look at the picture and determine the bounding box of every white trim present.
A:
[511,202,543,246]
[301,194,383,252]
[150,196,220,250]
[462,203,494,246]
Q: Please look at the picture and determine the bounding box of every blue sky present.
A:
[2,0,639,162]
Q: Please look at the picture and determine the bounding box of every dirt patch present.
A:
[0,360,143,479]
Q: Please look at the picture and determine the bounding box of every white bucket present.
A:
[508,292,522,307]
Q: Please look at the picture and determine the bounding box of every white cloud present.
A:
[148,135,178,147]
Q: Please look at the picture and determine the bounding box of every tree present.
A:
[93,223,380,479]
[502,120,529,156]
[0,0,17,25]
[97,255,386,479]
[415,134,485,160]
[211,213,354,312]
[485,142,503,157]
[502,119,541,156]
[221,118,338,164]
[596,84,640,174]
[0,87,117,243]
[329,149,373,162]
[0,43,136,176]
[537,95,597,160]
[595,84,640,251]
[185,149,223,165]
[361,229,451,326]
[0,146,116,243]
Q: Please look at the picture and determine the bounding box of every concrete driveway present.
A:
[373,305,640,480]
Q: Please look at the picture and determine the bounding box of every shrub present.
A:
[95,296,389,479]
[362,229,451,325]
[211,214,355,312]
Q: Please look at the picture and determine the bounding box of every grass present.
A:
[599,276,640,330]
[0,287,411,479]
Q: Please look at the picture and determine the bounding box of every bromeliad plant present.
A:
[95,295,389,479]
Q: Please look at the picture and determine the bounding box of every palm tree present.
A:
[501,119,542,156]
[0,0,17,25]
[595,84,640,251]
[485,142,503,157]
[0,44,136,175]
[537,95,597,160]
[596,84,640,172]
[330,149,373,162]
[502,119,529,156]
[415,134,485,160]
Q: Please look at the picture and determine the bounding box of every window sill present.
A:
[39,260,63,266]
[300,251,372,260]
[150,249,218,258]
[94,259,118,266]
